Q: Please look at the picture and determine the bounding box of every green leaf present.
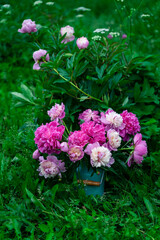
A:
[143,197,154,221]
[56,226,66,238]
[51,184,59,202]
[96,63,107,79]
[20,84,34,101]
[80,96,89,102]
[11,92,35,105]
[25,188,46,210]
[39,224,49,233]
[122,97,129,106]
[109,72,122,89]
[134,83,141,101]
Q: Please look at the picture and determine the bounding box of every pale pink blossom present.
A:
[78,109,100,122]
[76,37,89,49]
[106,129,121,151]
[68,145,84,162]
[33,49,49,70]
[100,109,124,131]
[60,142,69,152]
[47,103,65,122]
[38,155,66,178]
[18,19,37,33]
[34,121,65,154]
[60,25,75,44]
[128,133,147,167]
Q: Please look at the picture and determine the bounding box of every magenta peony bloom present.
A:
[76,37,89,49]
[18,19,37,33]
[122,34,127,39]
[33,49,50,70]
[32,149,40,159]
[100,109,124,131]
[85,142,114,168]
[78,109,100,122]
[68,130,90,147]
[120,110,140,141]
[60,25,75,44]
[38,155,66,178]
[47,103,65,122]
[106,129,122,151]
[127,133,147,167]
[80,121,106,145]
[68,145,84,162]
[34,121,65,154]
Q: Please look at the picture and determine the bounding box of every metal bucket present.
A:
[76,161,105,196]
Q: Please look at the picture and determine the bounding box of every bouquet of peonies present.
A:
[33,102,147,179]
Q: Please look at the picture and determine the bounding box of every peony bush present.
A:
[14,18,151,182]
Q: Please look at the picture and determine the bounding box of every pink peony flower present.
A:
[120,110,140,141]
[80,121,106,145]
[18,19,37,33]
[47,103,65,122]
[106,129,122,151]
[38,155,66,178]
[100,109,124,132]
[68,145,84,162]
[85,142,114,168]
[78,109,100,122]
[33,49,50,70]
[60,25,75,44]
[122,34,127,39]
[68,130,90,147]
[32,149,40,159]
[76,37,89,49]
[127,133,147,167]
[34,121,65,154]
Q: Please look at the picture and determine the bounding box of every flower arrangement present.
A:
[15,19,148,185]
[33,102,147,179]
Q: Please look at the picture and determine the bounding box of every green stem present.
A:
[61,120,70,135]
[119,147,134,151]
[53,68,103,103]
[29,33,41,46]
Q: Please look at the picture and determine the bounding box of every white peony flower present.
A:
[107,129,122,150]
[105,112,123,128]
[91,146,111,167]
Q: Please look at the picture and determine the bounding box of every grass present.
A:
[0,0,160,239]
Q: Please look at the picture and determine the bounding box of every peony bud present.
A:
[76,37,89,49]
[32,149,40,159]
